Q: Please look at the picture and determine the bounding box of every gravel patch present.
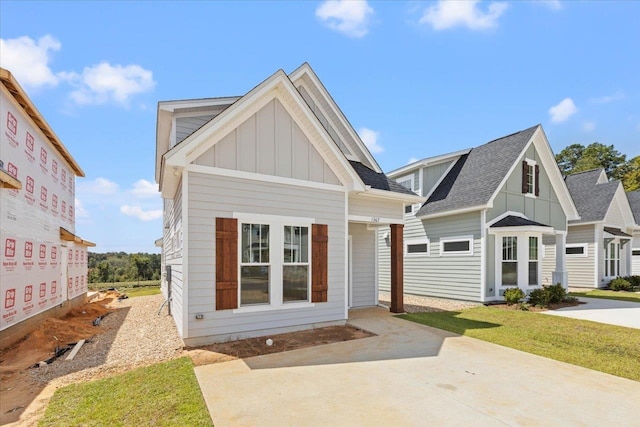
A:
[378,291,481,313]
[31,293,183,387]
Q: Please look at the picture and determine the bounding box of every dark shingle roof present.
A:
[349,161,417,196]
[603,226,632,237]
[491,215,550,228]
[565,169,619,223]
[627,191,640,225]
[416,125,539,217]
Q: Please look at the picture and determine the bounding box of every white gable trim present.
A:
[163,70,365,196]
[289,63,382,173]
[486,126,580,220]
[606,183,636,229]
[387,149,470,178]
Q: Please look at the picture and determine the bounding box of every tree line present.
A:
[555,142,639,191]
[88,252,161,284]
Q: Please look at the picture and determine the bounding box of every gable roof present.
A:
[627,191,640,226]
[0,68,84,176]
[565,169,620,223]
[349,161,416,195]
[490,215,550,228]
[416,125,539,217]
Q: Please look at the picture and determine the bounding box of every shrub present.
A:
[609,278,632,291]
[563,295,578,303]
[546,283,566,304]
[517,302,530,311]
[619,276,640,291]
[528,288,550,307]
[504,287,525,305]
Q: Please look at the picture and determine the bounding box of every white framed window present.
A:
[440,235,474,256]
[397,175,416,214]
[501,236,518,286]
[528,236,538,286]
[565,244,588,258]
[405,237,430,256]
[604,241,620,278]
[524,159,537,197]
[236,213,314,310]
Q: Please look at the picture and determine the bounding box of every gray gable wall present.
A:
[565,169,619,223]
[417,125,539,217]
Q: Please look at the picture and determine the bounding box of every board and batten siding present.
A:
[162,182,184,336]
[348,223,376,307]
[175,114,216,146]
[185,172,346,344]
[422,161,454,196]
[379,211,483,301]
[565,224,596,288]
[193,98,341,186]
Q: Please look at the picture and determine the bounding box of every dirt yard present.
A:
[0,293,375,426]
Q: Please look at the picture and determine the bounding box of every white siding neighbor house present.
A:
[563,169,635,287]
[381,125,580,302]
[0,68,94,349]
[625,191,640,276]
[155,64,423,345]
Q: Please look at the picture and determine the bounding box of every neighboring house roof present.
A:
[627,191,640,225]
[0,67,85,177]
[416,125,539,217]
[565,169,619,223]
[491,215,550,228]
[349,161,416,195]
[603,226,632,238]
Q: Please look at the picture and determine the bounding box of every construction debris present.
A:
[65,339,86,361]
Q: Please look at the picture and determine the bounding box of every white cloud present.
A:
[316,0,374,38]
[408,157,419,164]
[590,91,625,105]
[549,98,577,123]
[75,198,89,218]
[130,179,158,199]
[0,35,61,88]
[120,205,163,221]
[78,177,119,195]
[582,121,596,132]
[359,127,383,153]
[419,0,508,31]
[63,62,155,106]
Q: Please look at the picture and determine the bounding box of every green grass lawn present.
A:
[123,286,161,297]
[40,358,213,427]
[570,290,640,303]
[89,280,160,290]
[400,306,640,381]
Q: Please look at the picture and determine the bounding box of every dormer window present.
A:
[397,175,415,214]
[522,159,539,197]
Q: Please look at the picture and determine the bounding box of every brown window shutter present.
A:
[534,165,540,197]
[521,160,528,193]
[311,224,328,303]
[216,217,238,310]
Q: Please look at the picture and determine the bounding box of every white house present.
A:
[155,64,422,345]
[0,68,93,348]
[625,190,640,275]
[563,169,635,287]
[381,125,580,302]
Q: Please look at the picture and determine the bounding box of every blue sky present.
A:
[1,1,638,253]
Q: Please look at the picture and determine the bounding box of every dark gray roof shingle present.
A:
[416,125,539,217]
[349,161,417,196]
[627,191,640,225]
[491,215,550,228]
[603,226,632,237]
[565,169,619,224]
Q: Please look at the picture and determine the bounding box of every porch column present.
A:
[553,232,568,288]
[390,223,404,313]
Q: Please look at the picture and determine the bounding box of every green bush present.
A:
[619,276,640,291]
[528,288,550,307]
[504,287,525,305]
[609,278,632,291]
[546,283,566,304]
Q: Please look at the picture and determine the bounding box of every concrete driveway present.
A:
[195,308,640,427]
[542,297,640,329]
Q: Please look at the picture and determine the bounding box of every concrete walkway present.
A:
[195,308,640,427]
[542,297,640,329]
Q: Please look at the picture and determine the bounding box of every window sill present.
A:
[524,193,537,199]
[233,302,315,314]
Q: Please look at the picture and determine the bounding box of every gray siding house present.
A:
[381,125,579,302]
[563,169,635,287]
[155,64,422,345]
[625,191,640,275]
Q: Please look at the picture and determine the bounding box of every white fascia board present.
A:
[387,149,471,178]
[568,220,603,227]
[416,205,486,220]
[288,63,383,174]
[158,97,241,112]
[355,188,426,204]
[488,225,555,235]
